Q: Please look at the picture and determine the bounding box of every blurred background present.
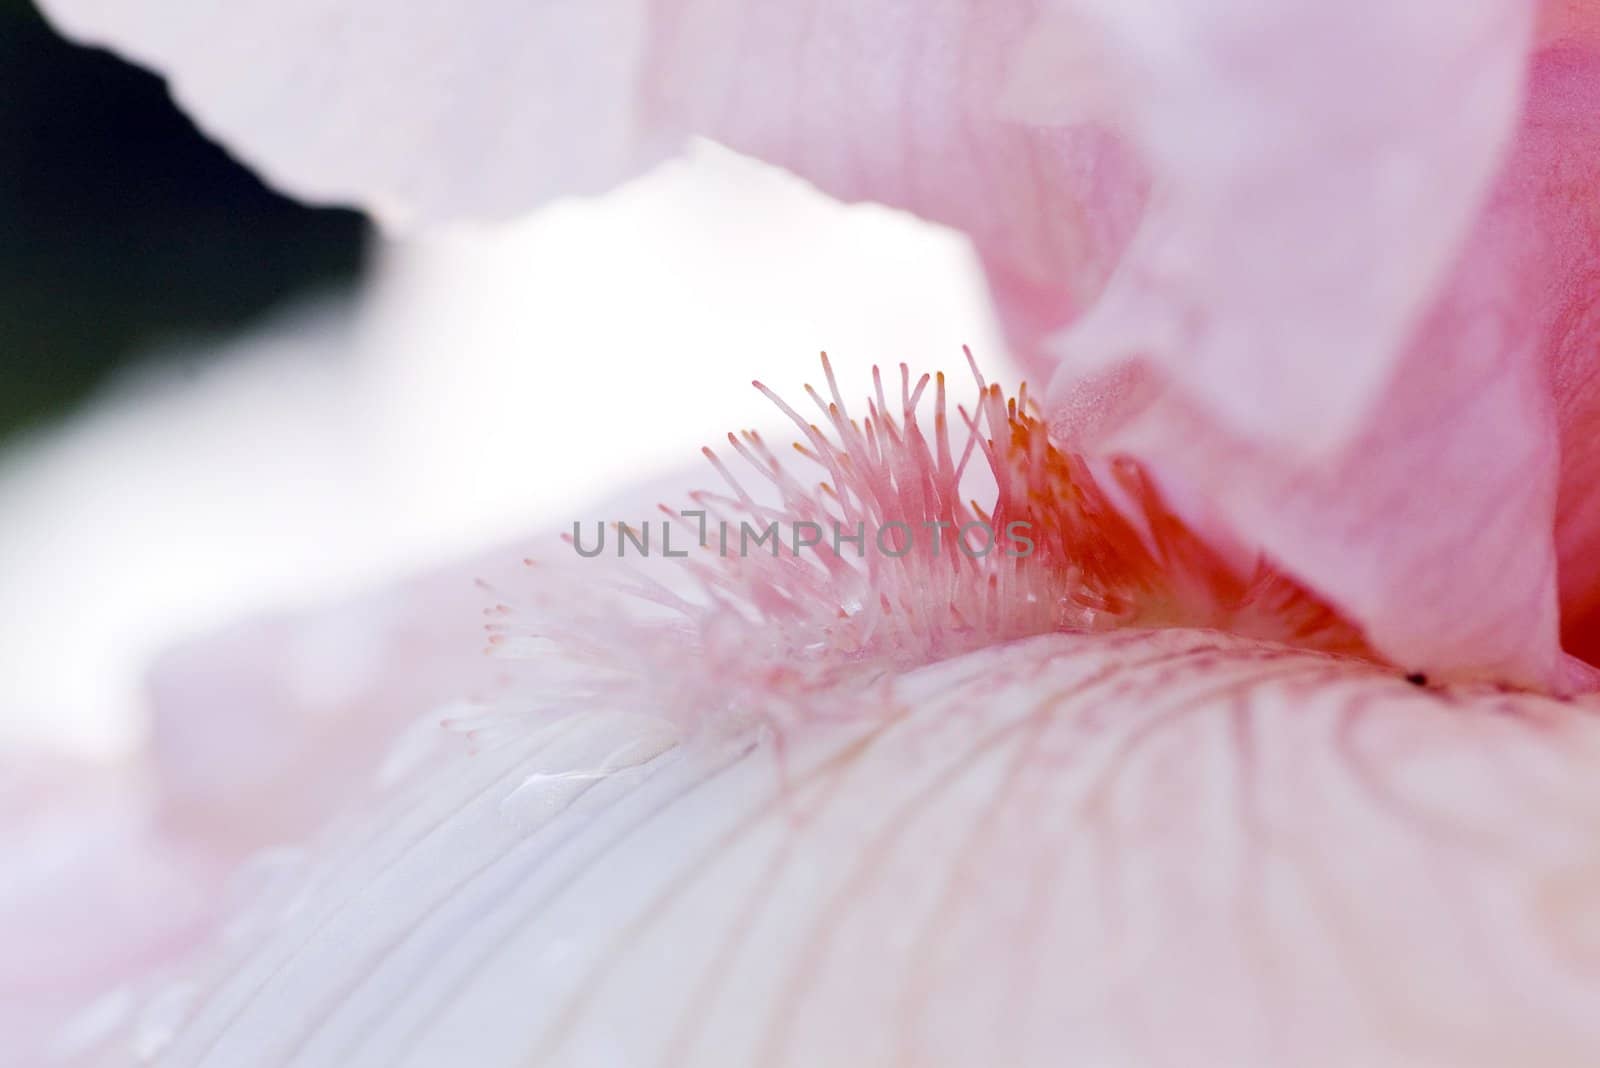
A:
[0,0,1009,756]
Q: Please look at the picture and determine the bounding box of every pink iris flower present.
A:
[13,1,1600,1063]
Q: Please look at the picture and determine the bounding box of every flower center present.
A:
[496,353,1375,724]
[700,352,1369,674]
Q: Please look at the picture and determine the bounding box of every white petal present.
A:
[80,630,1600,1067]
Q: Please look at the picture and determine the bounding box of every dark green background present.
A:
[1,0,368,441]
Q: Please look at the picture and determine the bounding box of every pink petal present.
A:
[1532,47,1600,668]
[1042,45,1600,689]
[640,1,1147,332]
[1015,2,1534,454]
[1542,0,1600,47]
[71,630,1600,1066]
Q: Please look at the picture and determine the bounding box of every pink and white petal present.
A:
[1018,0,1534,457]
[80,630,1600,1067]
[35,0,673,226]
[0,752,225,1066]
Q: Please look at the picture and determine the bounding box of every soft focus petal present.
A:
[0,752,223,1065]
[143,545,541,845]
[138,465,712,849]
[69,630,1600,1067]
[3,534,596,1063]
[36,0,672,226]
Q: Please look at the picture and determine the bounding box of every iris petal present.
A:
[59,629,1600,1067]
